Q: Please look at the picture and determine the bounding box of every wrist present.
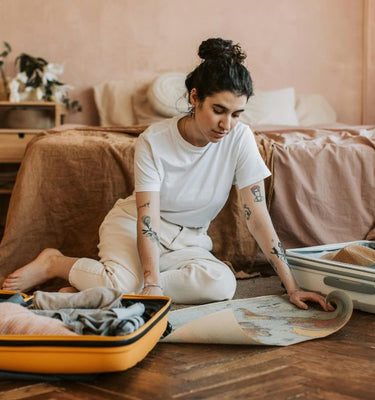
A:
[143,283,163,290]
[287,288,301,296]
[143,268,161,285]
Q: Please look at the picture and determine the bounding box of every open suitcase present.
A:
[0,291,171,374]
[286,240,375,313]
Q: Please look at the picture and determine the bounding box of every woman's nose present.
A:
[219,116,231,131]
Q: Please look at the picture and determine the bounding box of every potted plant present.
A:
[0,43,82,128]
[10,52,82,113]
[0,42,11,100]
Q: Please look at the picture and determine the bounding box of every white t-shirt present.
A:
[134,117,270,228]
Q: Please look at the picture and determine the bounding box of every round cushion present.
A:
[147,72,189,117]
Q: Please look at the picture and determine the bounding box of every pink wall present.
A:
[0,0,373,125]
[363,0,375,123]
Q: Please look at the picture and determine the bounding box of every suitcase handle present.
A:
[324,276,375,295]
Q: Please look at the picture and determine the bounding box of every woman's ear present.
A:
[189,88,199,107]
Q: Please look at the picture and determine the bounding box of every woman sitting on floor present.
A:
[1,38,332,311]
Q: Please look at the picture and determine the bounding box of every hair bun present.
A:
[198,38,246,64]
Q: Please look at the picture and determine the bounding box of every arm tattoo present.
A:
[142,215,160,244]
[268,258,279,273]
[270,241,288,264]
[243,204,252,220]
[137,202,150,210]
[250,185,264,202]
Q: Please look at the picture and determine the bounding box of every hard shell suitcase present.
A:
[286,240,375,313]
[0,291,171,374]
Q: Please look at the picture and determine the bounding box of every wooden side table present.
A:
[0,101,63,238]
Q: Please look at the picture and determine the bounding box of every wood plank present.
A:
[0,308,373,399]
[0,383,57,400]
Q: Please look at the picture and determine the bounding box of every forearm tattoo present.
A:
[137,202,150,210]
[250,185,264,202]
[268,258,278,273]
[243,204,252,220]
[142,215,160,244]
[270,241,288,264]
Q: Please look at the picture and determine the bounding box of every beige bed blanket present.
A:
[0,126,274,283]
[0,125,373,285]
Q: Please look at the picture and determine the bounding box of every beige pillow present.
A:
[295,94,337,126]
[132,84,166,125]
[240,87,299,126]
[94,80,135,126]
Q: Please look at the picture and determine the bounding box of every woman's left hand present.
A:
[288,289,335,311]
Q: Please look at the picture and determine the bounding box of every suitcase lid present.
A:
[286,240,375,274]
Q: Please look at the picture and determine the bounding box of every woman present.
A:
[2,38,332,311]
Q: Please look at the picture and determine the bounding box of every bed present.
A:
[0,73,374,285]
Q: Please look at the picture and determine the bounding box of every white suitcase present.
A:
[286,240,375,313]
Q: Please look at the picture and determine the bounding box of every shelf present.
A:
[0,101,63,129]
[0,128,47,133]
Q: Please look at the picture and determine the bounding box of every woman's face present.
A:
[190,89,247,146]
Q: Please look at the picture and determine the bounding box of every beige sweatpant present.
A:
[69,195,236,304]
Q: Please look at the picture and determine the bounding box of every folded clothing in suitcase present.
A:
[0,289,171,374]
[286,240,375,313]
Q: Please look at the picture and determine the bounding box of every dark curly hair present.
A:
[185,38,253,104]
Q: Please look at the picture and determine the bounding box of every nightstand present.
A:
[0,101,63,238]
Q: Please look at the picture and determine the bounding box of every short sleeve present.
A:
[234,127,271,189]
[134,134,162,192]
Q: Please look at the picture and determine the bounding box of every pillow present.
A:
[295,94,337,126]
[240,87,299,126]
[94,80,135,126]
[147,72,189,117]
[132,84,166,125]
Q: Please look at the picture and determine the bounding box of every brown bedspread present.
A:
[0,126,274,282]
[0,125,374,284]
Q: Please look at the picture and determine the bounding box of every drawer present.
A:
[0,133,36,162]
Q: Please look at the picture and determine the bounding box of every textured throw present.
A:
[0,126,274,283]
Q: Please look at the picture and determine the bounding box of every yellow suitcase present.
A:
[0,290,171,374]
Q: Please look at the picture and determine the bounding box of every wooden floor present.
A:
[0,309,374,400]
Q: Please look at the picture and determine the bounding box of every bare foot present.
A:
[1,248,63,292]
[58,286,78,293]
